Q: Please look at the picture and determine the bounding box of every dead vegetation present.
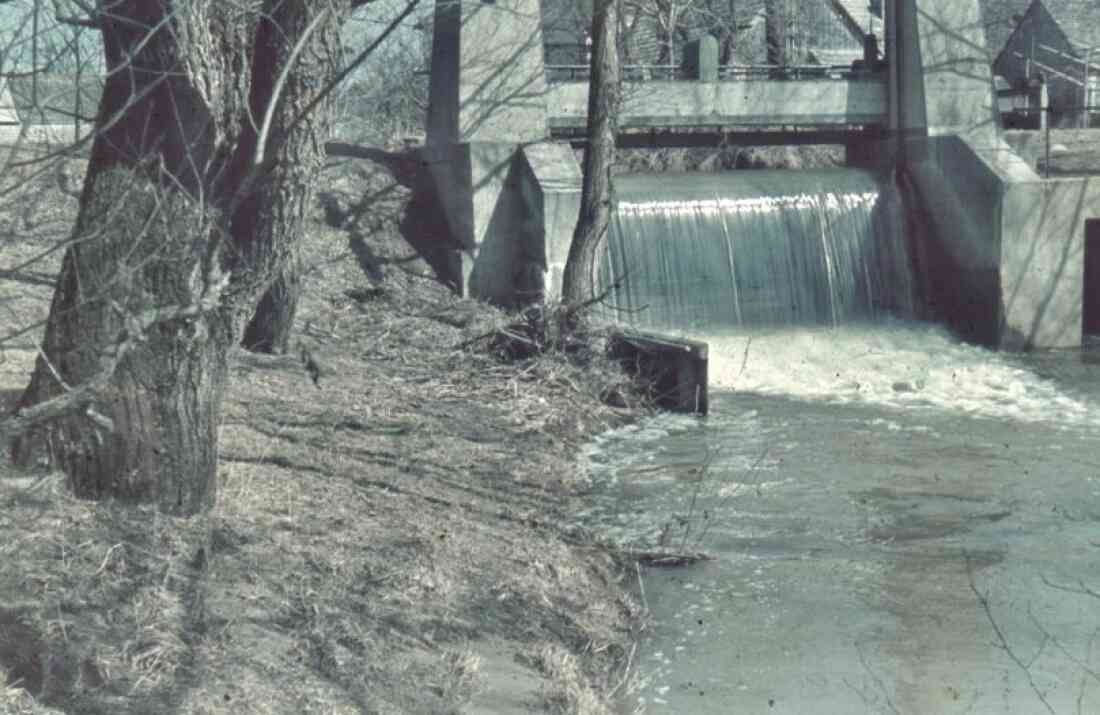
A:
[0,155,648,714]
[611,144,845,174]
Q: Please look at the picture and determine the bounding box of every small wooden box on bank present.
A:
[608,331,708,415]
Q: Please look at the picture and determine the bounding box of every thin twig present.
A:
[965,552,1057,714]
[1041,574,1100,601]
[679,447,719,552]
[853,640,901,714]
[608,641,637,698]
[695,443,772,545]
[1026,603,1100,685]
[284,0,421,139]
[738,336,752,377]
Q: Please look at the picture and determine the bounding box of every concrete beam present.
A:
[546,80,889,130]
[553,126,885,148]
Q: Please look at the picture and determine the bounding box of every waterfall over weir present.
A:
[599,169,915,331]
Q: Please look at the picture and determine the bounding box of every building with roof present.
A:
[0,74,100,144]
[988,0,1100,128]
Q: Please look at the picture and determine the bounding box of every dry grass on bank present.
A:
[0,155,648,714]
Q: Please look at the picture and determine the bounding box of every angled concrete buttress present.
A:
[891,0,1100,348]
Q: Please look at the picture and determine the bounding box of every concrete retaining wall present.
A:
[908,134,1100,349]
[1000,177,1100,348]
[908,137,1013,345]
[1002,129,1100,169]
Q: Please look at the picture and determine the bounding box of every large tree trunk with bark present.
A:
[10,0,345,515]
[11,167,236,514]
[561,0,621,307]
[239,2,340,355]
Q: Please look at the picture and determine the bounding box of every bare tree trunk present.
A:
[239,0,341,355]
[765,0,786,66]
[561,0,621,307]
[718,0,737,64]
[10,0,346,515]
[241,259,301,354]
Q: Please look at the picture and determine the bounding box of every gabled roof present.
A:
[984,0,1100,60]
[991,0,1069,71]
[981,0,1031,56]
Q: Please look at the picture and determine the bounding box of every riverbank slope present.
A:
[0,153,645,714]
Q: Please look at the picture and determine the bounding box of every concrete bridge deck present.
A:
[545,78,889,137]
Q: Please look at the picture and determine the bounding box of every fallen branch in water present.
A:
[622,549,712,567]
[563,539,711,567]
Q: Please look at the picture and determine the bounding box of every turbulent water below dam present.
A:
[584,170,1100,713]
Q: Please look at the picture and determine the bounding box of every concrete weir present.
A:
[420,0,1100,349]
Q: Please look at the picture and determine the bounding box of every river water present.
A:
[584,171,1100,713]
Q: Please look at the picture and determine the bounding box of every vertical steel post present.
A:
[1042,77,1051,178]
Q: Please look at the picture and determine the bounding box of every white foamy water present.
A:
[705,320,1099,427]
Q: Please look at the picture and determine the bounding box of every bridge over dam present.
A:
[543,70,889,147]
[416,0,1100,349]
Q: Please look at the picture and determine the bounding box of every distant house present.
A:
[0,79,22,143]
[6,75,101,125]
[1,74,101,143]
[991,0,1100,128]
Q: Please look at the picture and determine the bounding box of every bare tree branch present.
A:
[56,15,100,29]
[285,0,420,138]
[966,552,1057,715]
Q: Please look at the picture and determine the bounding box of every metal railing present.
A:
[545,63,882,83]
[545,64,687,82]
[717,64,878,80]
[1002,104,1100,178]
